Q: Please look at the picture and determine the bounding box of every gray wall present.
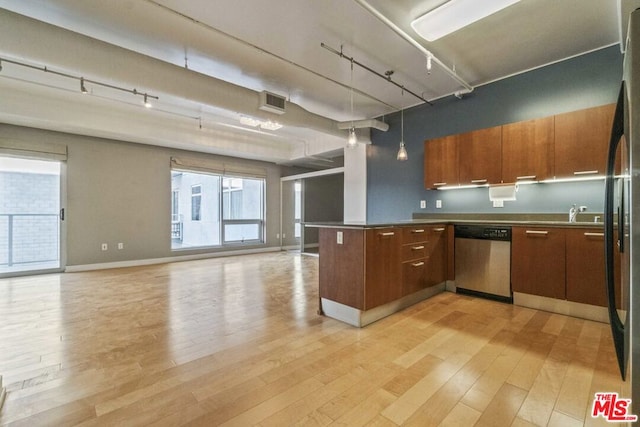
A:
[0,124,287,267]
[367,45,623,222]
[303,173,344,247]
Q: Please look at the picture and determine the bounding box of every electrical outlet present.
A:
[118,242,124,250]
[101,243,108,251]
[493,200,504,208]
[420,200,426,209]
[436,200,442,209]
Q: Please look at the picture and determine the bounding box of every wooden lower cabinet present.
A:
[365,227,402,309]
[318,224,448,313]
[512,226,618,308]
[511,227,566,299]
[566,228,620,307]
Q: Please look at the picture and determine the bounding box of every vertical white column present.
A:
[343,143,367,223]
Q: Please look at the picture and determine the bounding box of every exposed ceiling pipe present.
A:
[353,0,474,94]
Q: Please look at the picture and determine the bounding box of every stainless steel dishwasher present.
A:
[454,225,512,302]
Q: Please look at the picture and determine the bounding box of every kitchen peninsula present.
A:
[308,221,452,327]
[309,215,613,327]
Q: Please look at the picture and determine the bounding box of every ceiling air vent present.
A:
[259,91,286,115]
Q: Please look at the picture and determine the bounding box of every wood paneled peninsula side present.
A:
[307,222,452,327]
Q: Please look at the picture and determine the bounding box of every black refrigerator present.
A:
[604,6,640,413]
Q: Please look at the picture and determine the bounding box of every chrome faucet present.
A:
[569,204,587,223]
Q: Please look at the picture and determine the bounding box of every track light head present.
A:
[0,59,3,72]
[143,94,152,108]
[80,77,88,94]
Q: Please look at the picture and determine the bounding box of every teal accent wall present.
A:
[367,45,623,222]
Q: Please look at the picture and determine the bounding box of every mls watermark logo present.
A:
[591,392,638,422]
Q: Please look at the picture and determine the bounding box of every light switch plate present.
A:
[420,200,426,209]
[436,200,442,209]
[337,231,343,245]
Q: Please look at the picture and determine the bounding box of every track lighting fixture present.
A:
[426,54,432,75]
[0,56,158,107]
[397,108,408,161]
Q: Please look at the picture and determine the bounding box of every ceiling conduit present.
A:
[353,0,474,96]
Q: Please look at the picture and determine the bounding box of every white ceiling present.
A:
[0,0,629,167]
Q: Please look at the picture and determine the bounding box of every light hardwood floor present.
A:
[0,252,626,426]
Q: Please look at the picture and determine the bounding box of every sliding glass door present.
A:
[0,156,63,275]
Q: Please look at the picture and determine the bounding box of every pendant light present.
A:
[346,58,358,149]
[397,107,408,161]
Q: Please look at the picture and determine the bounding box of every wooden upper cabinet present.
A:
[554,103,615,178]
[424,135,458,189]
[458,126,502,185]
[502,116,554,183]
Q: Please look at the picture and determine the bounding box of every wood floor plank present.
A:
[0,252,628,427]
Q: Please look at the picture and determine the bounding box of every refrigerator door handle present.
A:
[604,81,627,379]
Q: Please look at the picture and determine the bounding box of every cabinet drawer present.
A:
[402,243,427,261]
[402,226,428,244]
[402,258,427,295]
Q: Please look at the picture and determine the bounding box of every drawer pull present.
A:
[516,175,536,180]
[411,245,425,250]
[379,232,395,237]
[574,170,598,175]
[433,228,445,232]
[411,229,425,233]
[584,232,604,237]
[471,179,488,184]
[433,182,447,186]
[525,230,549,235]
[411,262,425,267]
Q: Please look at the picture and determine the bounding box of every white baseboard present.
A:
[65,246,282,273]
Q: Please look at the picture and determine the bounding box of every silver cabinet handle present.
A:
[411,261,425,267]
[471,179,488,183]
[433,228,445,232]
[379,232,395,236]
[525,230,549,235]
[584,232,604,237]
[516,175,536,180]
[574,170,598,175]
[411,245,425,250]
[411,229,425,233]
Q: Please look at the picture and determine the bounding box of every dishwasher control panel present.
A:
[454,225,512,241]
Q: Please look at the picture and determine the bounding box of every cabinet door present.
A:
[502,116,554,183]
[424,135,458,189]
[425,225,447,287]
[512,227,566,299]
[365,228,401,309]
[566,229,621,307]
[554,104,615,178]
[458,126,503,185]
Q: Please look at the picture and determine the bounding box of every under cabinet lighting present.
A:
[412,0,521,42]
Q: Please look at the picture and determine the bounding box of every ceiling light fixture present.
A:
[239,116,283,131]
[0,56,158,107]
[347,58,358,149]
[397,107,408,161]
[412,0,521,42]
[426,54,432,75]
[260,120,283,131]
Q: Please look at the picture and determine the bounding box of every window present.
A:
[191,185,202,221]
[222,177,264,243]
[170,169,264,250]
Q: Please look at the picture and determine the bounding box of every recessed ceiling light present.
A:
[411,0,521,42]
